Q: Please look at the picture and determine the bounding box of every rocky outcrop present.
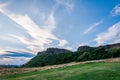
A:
[38,48,72,55]
[78,43,120,51]
[77,46,92,51]
[103,43,120,49]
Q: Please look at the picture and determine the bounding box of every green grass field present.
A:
[0,62,120,80]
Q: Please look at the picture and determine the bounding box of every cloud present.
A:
[65,46,73,50]
[78,43,88,47]
[0,57,31,65]
[0,49,34,65]
[84,20,103,34]
[44,13,56,31]
[58,40,68,47]
[55,0,74,11]
[0,48,7,54]
[0,2,68,54]
[0,1,76,65]
[114,39,120,43]
[0,2,8,13]
[94,22,120,45]
[111,4,120,16]
[1,51,34,57]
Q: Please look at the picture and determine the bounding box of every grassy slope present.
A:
[0,62,120,80]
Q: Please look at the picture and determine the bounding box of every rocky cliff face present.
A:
[77,46,92,51]
[103,43,120,49]
[38,48,72,55]
[77,43,120,51]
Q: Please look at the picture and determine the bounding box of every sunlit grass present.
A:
[0,62,120,80]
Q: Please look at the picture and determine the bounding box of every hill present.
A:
[23,43,120,67]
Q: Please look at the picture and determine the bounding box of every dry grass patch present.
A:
[0,58,120,76]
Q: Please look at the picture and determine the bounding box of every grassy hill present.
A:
[24,43,120,67]
[0,58,120,80]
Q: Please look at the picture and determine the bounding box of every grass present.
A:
[0,62,120,80]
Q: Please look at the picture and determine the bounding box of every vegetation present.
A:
[1,62,120,80]
[23,46,120,67]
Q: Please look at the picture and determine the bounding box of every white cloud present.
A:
[0,2,8,13]
[65,46,73,50]
[0,57,31,65]
[114,39,120,43]
[0,2,68,54]
[78,43,87,47]
[111,4,120,16]
[84,20,103,34]
[0,1,76,65]
[58,40,68,47]
[44,13,56,32]
[94,22,120,45]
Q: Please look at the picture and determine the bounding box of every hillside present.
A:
[23,43,120,67]
[0,58,120,76]
[0,59,120,80]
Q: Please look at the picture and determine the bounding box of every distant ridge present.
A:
[23,43,120,67]
[38,48,72,55]
[77,43,120,51]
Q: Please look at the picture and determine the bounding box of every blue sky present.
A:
[0,0,120,65]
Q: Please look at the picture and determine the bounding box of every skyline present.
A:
[0,0,120,65]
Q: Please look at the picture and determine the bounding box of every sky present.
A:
[0,0,120,65]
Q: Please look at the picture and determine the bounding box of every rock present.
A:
[104,43,120,49]
[38,48,72,55]
[77,46,92,51]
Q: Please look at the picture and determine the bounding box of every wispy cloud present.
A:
[44,13,56,31]
[0,48,7,54]
[111,4,120,16]
[78,43,88,47]
[0,49,33,65]
[55,0,74,11]
[84,20,103,34]
[58,40,68,47]
[0,2,8,13]
[0,2,68,54]
[0,57,31,65]
[1,51,34,57]
[114,39,120,43]
[94,22,120,45]
[65,46,73,50]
